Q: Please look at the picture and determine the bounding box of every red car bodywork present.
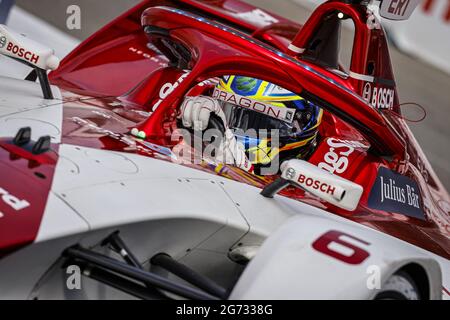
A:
[1,0,449,260]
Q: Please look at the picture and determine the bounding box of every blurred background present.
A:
[2,0,450,189]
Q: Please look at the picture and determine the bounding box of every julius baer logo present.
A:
[368,167,424,220]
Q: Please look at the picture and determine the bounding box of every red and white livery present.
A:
[0,0,448,300]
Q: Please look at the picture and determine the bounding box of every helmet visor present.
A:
[220,101,300,138]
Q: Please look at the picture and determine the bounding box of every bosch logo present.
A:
[6,42,40,64]
[0,36,6,49]
[286,167,296,179]
[361,84,396,110]
[362,82,372,102]
[298,174,336,196]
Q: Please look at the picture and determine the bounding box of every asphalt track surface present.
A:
[15,0,450,190]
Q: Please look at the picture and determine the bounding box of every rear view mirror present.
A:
[379,0,421,21]
[0,24,59,99]
[0,24,60,70]
[261,159,363,211]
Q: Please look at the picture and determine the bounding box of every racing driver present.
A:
[179,75,323,175]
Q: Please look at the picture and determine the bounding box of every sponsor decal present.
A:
[388,0,412,16]
[212,88,295,123]
[380,0,421,20]
[128,47,166,67]
[312,230,370,265]
[298,173,336,196]
[363,83,395,109]
[318,138,356,174]
[3,41,40,64]
[368,167,425,219]
[0,187,30,216]
[152,71,190,111]
[0,36,6,48]
[362,82,372,101]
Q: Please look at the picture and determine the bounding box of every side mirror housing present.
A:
[0,24,60,99]
[0,24,60,70]
[261,159,363,211]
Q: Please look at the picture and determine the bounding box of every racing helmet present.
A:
[213,75,322,170]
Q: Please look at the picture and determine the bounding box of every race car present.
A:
[0,0,448,300]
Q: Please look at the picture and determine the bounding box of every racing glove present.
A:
[180,96,254,173]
